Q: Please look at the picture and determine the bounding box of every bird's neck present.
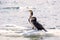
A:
[30,12,33,18]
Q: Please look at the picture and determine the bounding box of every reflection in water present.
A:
[29,37,43,40]
[23,36,60,40]
[24,35,44,40]
[0,34,60,40]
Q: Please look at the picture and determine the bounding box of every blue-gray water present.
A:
[0,0,60,40]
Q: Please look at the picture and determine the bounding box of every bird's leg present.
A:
[32,27,35,29]
[32,27,37,30]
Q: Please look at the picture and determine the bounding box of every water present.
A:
[0,0,60,40]
[0,25,60,40]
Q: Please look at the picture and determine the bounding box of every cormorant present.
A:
[28,10,47,32]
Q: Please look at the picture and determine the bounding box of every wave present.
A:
[0,7,19,10]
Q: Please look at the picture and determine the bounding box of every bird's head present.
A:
[29,10,33,16]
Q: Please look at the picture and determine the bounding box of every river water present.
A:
[0,0,60,40]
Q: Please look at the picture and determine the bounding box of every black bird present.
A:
[28,10,47,32]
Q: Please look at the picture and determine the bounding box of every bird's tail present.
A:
[43,29,47,32]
